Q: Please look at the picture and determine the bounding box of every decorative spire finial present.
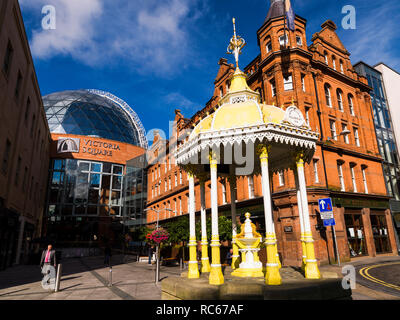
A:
[227,18,246,70]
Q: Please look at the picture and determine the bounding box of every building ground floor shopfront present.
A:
[0,204,38,270]
[156,190,399,267]
[0,205,19,271]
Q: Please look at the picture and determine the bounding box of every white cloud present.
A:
[340,1,400,70]
[20,0,209,76]
[21,0,102,60]
[164,92,199,111]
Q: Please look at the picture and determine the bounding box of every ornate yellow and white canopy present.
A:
[175,19,319,174]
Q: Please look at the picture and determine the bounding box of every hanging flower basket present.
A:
[145,228,169,245]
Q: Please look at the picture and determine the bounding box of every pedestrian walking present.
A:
[226,248,233,265]
[40,244,57,270]
[40,244,57,290]
[148,245,154,264]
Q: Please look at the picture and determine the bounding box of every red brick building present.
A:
[146,1,398,266]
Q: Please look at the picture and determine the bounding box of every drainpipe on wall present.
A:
[312,72,329,190]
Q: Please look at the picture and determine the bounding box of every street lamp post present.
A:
[143,207,176,284]
[327,129,351,142]
[326,130,349,266]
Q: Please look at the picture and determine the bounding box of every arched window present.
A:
[324,51,328,64]
[219,86,223,98]
[348,94,355,115]
[296,35,302,47]
[266,40,272,53]
[350,163,357,192]
[337,160,345,191]
[337,89,343,111]
[332,56,337,70]
[279,34,289,47]
[325,84,332,107]
[361,165,368,193]
[340,60,344,74]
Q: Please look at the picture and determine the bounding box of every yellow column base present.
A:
[201,241,211,273]
[265,235,282,285]
[187,240,200,279]
[232,241,240,269]
[305,261,321,279]
[266,264,282,285]
[304,233,321,279]
[209,265,224,285]
[209,237,224,285]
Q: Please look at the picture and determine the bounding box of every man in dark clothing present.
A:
[226,248,233,266]
[148,245,154,264]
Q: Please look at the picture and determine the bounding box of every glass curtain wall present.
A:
[46,158,124,218]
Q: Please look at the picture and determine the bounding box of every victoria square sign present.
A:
[57,137,120,157]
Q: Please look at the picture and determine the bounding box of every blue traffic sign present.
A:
[323,218,336,227]
[318,198,333,213]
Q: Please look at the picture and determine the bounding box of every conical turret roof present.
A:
[264,0,285,23]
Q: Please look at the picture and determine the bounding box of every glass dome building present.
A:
[43,89,148,148]
[42,89,148,252]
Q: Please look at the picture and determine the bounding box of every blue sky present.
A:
[19,0,400,144]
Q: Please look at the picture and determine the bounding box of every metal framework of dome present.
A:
[43,89,148,148]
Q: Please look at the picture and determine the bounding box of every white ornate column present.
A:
[228,174,240,269]
[187,171,200,278]
[199,177,210,273]
[294,171,307,270]
[258,145,281,285]
[209,152,224,285]
[296,153,321,279]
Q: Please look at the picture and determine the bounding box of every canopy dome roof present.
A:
[190,68,289,140]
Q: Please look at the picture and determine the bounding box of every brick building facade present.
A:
[0,0,51,269]
[146,1,398,266]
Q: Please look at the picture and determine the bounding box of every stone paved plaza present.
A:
[0,254,399,300]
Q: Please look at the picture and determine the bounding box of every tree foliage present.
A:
[196,216,233,241]
[162,215,234,244]
[131,226,152,241]
[163,217,190,244]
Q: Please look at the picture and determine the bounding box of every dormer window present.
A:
[283,74,293,91]
[270,79,276,97]
[296,36,302,47]
[266,41,272,53]
[279,34,289,47]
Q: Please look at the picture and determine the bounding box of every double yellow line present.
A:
[359,262,400,291]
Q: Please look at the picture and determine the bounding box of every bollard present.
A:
[109,266,112,287]
[55,264,62,292]
[180,258,183,271]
